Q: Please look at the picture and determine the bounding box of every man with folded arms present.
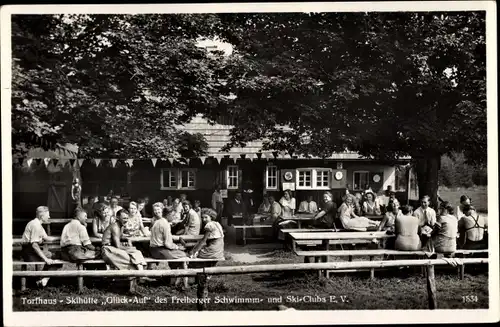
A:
[21,206,62,288]
[60,209,98,262]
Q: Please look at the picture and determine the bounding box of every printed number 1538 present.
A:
[462,295,478,303]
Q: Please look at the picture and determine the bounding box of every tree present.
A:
[204,12,486,207]
[12,14,229,159]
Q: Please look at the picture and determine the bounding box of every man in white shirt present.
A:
[60,210,98,262]
[413,195,437,227]
[298,196,318,213]
[21,206,61,287]
[109,196,123,219]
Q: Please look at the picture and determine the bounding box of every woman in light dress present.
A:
[122,201,149,237]
[394,205,422,251]
[189,208,225,260]
[338,194,380,231]
[433,201,459,256]
[92,205,115,238]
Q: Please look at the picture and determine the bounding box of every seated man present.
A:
[298,195,319,214]
[175,201,202,236]
[101,209,147,270]
[21,206,62,288]
[60,209,98,262]
[150,211,187,269]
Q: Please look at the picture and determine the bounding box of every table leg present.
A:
[47,224,51,236]
[243,227,246,246]
[369,256,375,280]
[298,221,302,229]
[77,263,84,292]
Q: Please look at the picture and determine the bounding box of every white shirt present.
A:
[413,206,437,227]
[212,191,223,210]
[298,201,318,213]
[21,218,48,244]
[60,219,92,247]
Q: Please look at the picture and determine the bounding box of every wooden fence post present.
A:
[21,265,27,291]
[426,265,437,309]
[369,256,375,280]
[77,263,84,292]
[196,273,208,311]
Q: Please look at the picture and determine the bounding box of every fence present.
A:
[13,257,488,310]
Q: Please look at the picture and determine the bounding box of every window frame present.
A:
[352,170,370,191]
[226,165,239,190]
[265,165,279,190]
[296,168,332,190]
[160,168,197,190]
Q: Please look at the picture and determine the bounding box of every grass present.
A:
[439,186,488,213]
[12,254,489,311]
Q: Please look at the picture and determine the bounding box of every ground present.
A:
[12,242,489,311]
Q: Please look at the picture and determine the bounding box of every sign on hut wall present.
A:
[282,182,295,191]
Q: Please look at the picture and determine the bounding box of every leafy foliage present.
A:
[209,12,486,165]
[12,14,227,158]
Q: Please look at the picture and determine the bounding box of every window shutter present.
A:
[218,169,227,189]
[238,168,243,190]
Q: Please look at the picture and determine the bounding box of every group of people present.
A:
[20,195,225,288]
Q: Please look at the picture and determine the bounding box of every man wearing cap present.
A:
[60,209,98,262]
[20,206,62,288]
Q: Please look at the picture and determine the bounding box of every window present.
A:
[161,169,177,189]
[180,169,196,189]
[296,168,331,190]
[316,169,330,188]
[297,170,312,188]
[353,171,369,190]
[226,165,239,189]
[266,165,278,189]
[161,169,196,190]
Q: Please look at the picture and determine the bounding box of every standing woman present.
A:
[362,192,382,216]
[92,205,115,238]
[338,194,380,231]
[433,201,459,256]
[279,190,296,219]
[189,208,225,261]
[122,201,149,237]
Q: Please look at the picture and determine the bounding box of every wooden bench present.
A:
[294,248,488,279]
[233,225,274,246]
[289,231,394,252]
[14,257,223,292]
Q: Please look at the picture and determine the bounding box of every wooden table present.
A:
[289,231,394,252]
[283,213,316,228]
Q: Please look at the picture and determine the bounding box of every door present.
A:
[47,173,70,217]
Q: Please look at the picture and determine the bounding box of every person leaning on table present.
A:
[312,191,337,229]
[20,206,62,288]
[60,209,99,262]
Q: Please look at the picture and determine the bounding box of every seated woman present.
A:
[378,201,400,233]
[189,208,225,262]
[122,201,149,238]
[353,193,363,216]
[279,190,296,218]
[362,191,382,216]
[338,194,380,231]
[258,195,272,214]
[456,195,472,219]
[151,202,164,225]
[92,205,114,238]
[433,201,458,257]
[458,205,488,250]
[394,205,422,251]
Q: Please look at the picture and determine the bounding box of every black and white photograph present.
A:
[1,2,498,326]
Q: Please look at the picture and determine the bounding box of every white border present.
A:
[1,2,498,326]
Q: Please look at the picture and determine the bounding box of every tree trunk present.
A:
[414,156,440,210]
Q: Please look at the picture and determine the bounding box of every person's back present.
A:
[434,213,458,254]
[184,209,201,235]
[395,211,421,251]
[458,205,487,249]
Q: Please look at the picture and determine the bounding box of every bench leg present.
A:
[77,264,84,292]
[243,228,247,246]
[21,265,27,291]
[130,278,137,293]
[369,256,375,280]
[325,256,330,279]
[460,264,465,280]
[183,262,189,289]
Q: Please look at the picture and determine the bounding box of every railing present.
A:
[13,258,488,311]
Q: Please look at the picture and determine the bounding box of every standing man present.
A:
[226,192,246,226]
[71,178,83,210]
[20,206,61,287]
[60,210,98,262]
[211,185,224,222]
